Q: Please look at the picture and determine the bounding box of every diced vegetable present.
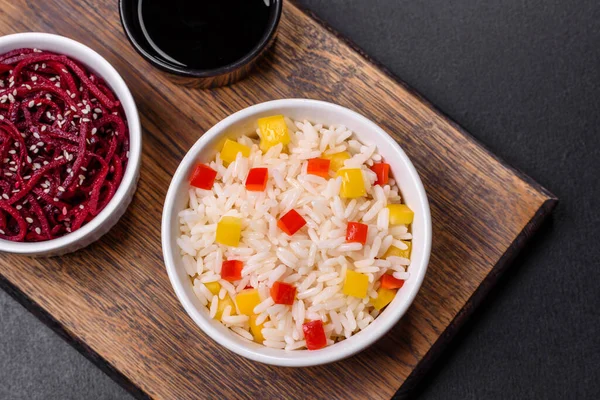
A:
[221,260,243,281]
[235,289,261,315]
[277,209,306,235]
[221,139,251,165]
[384,240,412,259]
[346,222,368,244]
[371,287,397,311]
[387,204,414,225]
[215,216,242,246]
[380,274,405,290]
[302,320,327,350]
[245,167,269,191]
[370,163,390,185]
[270,281,297,305]
[343,270,369,298]
[257,115,290,152]
[307,158,331,178]
[215,295,235,321]
[322,151,350,172]
[205,282,221,296]
[250,315,266,343]
[337,168,366,198]
[190,164,217,190]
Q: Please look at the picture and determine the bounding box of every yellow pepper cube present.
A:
[343,270,369,298]
[323,151,350,172]
[387,204,414,225]
[235,289,261,316]
[371,287,397,311]
[221,139,251,165]
[337,168,366,198]
[250,315,266,343]
[214,295,235,321]
[258,115,290,152]
[384,240,412,259]
[204,282,221,296]
[215,216,242,247]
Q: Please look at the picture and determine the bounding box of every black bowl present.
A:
[119,0,282,88]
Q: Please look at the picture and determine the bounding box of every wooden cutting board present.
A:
[0,1,557,399]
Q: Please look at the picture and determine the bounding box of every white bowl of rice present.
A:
[162,99,431,366]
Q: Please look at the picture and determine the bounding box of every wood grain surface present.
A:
[0,1,557,399]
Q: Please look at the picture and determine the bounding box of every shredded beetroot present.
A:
[0,48,129,242]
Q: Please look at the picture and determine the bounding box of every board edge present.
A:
[393,196,558,399]
[289,1,557,202]
[0,273,152,400]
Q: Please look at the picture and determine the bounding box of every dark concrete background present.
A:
[1,0,599,398]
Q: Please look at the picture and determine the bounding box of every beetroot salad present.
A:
[0,48,129,242]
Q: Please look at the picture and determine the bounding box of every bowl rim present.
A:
[118,0,283,78]
[162,99,431,366]
[0,32,141,255]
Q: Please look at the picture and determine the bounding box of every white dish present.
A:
[0,33,141,256]
[162,99,431,366]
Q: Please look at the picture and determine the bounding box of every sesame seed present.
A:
[82,118,90,122]
[91,128,97,135]
[16,205,22,210]
[12,89,16,96]
[33,132,40,139]
[26,217,33,223]
[0,229,4,235]
[27,156,32,163]
[8,149,15,154]
[29,145,36,151]
[2,193,9,199]
[58,186,65,192]
[62,207,67,215]
[36,142,44,147]
[25,84,31,90]
[28,100,34,108]
[31,76,38,81]
[53,197,59,202]
[4,172,12,177]
[41,125,47,131]
[35,227,41,234]
[23,175,30,180]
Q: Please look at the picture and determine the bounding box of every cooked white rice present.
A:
[178,118,412,350]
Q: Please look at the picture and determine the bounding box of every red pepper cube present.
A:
[380,273,405,289]
[221,260,243,282]
[346,222,368,244]
[245,167,269,191]
[277,209,306,235]
[307,158,331,178]
[270,281,297,305]
[370,163,390,185]
[190,164,217,190]
[302,320,327,350]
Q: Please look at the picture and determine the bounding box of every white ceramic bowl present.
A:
[162,99,431,366]
[0,33,141,256]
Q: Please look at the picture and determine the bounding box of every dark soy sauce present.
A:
[138,0,272,70]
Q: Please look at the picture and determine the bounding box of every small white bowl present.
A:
[0,33,141,256]
[162,99,431,366]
